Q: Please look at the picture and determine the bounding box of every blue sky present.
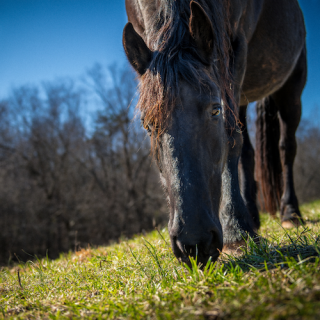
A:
[0,0,320,119]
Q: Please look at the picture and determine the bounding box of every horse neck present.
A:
[136,0,157,41]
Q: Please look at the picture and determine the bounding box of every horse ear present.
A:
[189,1,214,63]
[123,22,152,75]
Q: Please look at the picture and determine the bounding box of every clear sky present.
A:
[0,0,320,119]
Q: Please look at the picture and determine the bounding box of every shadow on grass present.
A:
[220,227,320,273]
[306,219,320,225]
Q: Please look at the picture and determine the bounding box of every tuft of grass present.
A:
[1,200,320,319]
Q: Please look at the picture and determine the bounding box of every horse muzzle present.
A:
[169,220,223,269]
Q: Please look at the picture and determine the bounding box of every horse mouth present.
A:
[171,236,221,269]
[179,252,220,269]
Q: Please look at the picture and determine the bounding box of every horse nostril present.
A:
[172,229,222,267]
[175,239,185,254]
[203,230,221,254]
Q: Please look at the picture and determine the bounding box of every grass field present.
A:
[1,200,320,319]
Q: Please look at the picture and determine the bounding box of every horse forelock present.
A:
[137,0,234,140]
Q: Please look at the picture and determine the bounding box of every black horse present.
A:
[123,0,307,267]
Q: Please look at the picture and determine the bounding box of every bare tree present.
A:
[0,66,166,265]
[85,63,165,235]
[294,116,320,203]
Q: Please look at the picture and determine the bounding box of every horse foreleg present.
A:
[239,105,260,231]
[220,34,257,251]
[220,130,257,253]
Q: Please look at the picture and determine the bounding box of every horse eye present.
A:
[144,124,152,135]
[211,107,221,117]
[143,122,157,136]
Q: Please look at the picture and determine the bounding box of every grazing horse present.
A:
[123,0,307,267]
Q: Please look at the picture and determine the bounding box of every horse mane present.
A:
[137,0,233,138]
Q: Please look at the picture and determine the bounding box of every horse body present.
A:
[123,0,307,267]
[241,0,306,103]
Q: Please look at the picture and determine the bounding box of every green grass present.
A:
[1,200,320,319]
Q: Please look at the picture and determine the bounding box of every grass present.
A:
[1,200,320,319]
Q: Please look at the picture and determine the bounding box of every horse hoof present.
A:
[222,234,261,257]
[222,240,247,256]
[281,219,303,229]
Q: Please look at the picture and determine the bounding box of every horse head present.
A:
[123,1,229,268]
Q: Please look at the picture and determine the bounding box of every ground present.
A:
[1,200,320,319]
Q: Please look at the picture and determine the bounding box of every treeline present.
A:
[294,117,320,202]
[0,64,166,264]
[0,64,319,264]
